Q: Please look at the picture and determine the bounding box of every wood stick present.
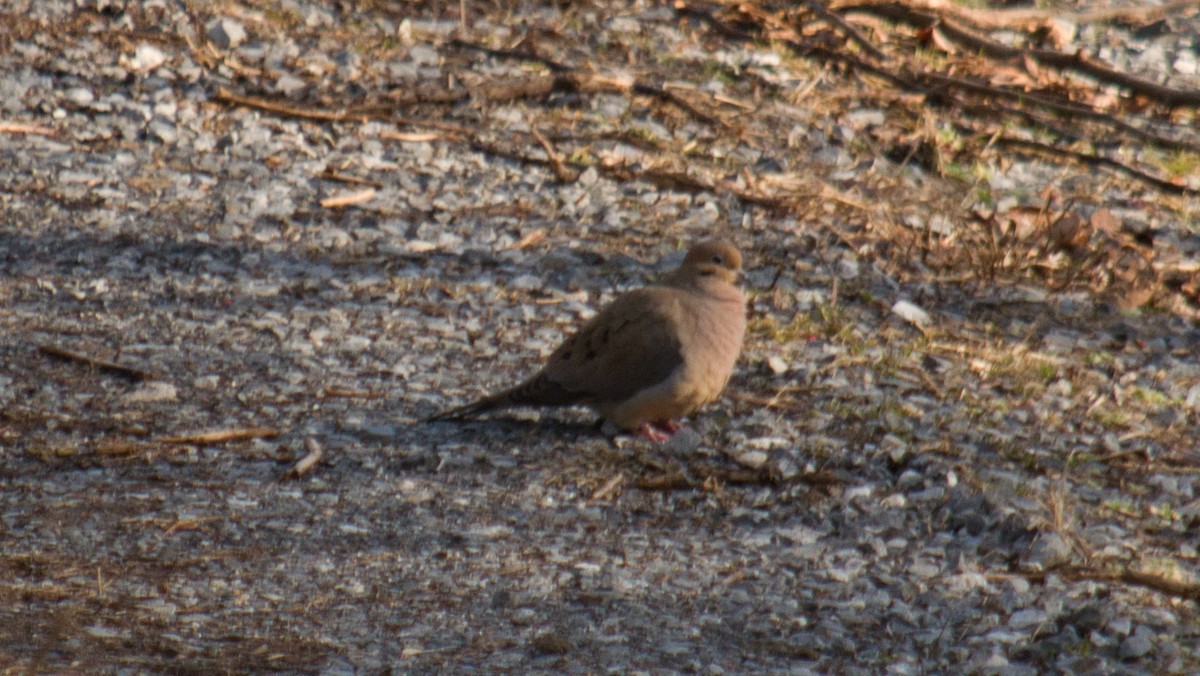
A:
[320,188,376,208]
[591,472,625,500]
[38,344,157,381]
[158,428,280,444]
[0,122,56,136]
[282,438,324,480]
[214,87,349,121]
[531,129,577,182]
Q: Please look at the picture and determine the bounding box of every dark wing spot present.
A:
[585,349,597,361]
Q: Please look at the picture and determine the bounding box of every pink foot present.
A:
[652,419,680,434]
[635,422,672,443]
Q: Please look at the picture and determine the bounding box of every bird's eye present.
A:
[711,254,723,265]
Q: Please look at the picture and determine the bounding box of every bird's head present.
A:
[680,240,743,286]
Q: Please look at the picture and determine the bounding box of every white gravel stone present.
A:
[207,17,248,50]
[123,381,178,403]
[891,300,932,327]
[1119,626,1154,659]
[126,44,166,72]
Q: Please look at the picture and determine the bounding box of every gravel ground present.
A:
[2,0,1200,672]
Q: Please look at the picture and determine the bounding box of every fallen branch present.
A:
[1120,567,1200,600]
[919,71,1200,155]
[158,427,280,445]
[634,82,729,127]
[468,135,789,209]
[447,39,732,127]
[688,5,1200,196]
[1017,563,1200,602]
[318,168,384,188]
[447,36,570,73]
[847,3,1200,107]
[835,0,1200,32]
[214,87,350,121]
[806,0,886,61]
[38,344,157,381]
[996,136,1199,197]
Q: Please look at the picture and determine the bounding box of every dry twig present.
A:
[320,188,377,208]
[0,121,56,136]
[38,344,157,381]
[318,168,385,188]
[591,472,625,500]
[214,87,349,121]
[531,128,578,182]
[158,428,280,445]
[323,386,383,399]
[281,438,324,480]
[877,4,1200,107]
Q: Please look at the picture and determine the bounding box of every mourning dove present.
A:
[429,240,747,442]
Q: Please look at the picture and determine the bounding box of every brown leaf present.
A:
[1048,212,1089,252]
[929,27,958,55]
[989,64,1037,89]
[1021,54,1041,81]
[1036,18,1076,50]
[1090,208,1121,235]
[1001,205,1044,241]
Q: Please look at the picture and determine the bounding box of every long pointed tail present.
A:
[425,375,584,422]
[425,392,508,422]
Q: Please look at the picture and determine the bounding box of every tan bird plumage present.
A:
[429,240,747,441]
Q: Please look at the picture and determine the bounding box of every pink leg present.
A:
[635,422,672,443]
[652,419,680,434]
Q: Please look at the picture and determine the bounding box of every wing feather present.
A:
[541,288,684,406]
